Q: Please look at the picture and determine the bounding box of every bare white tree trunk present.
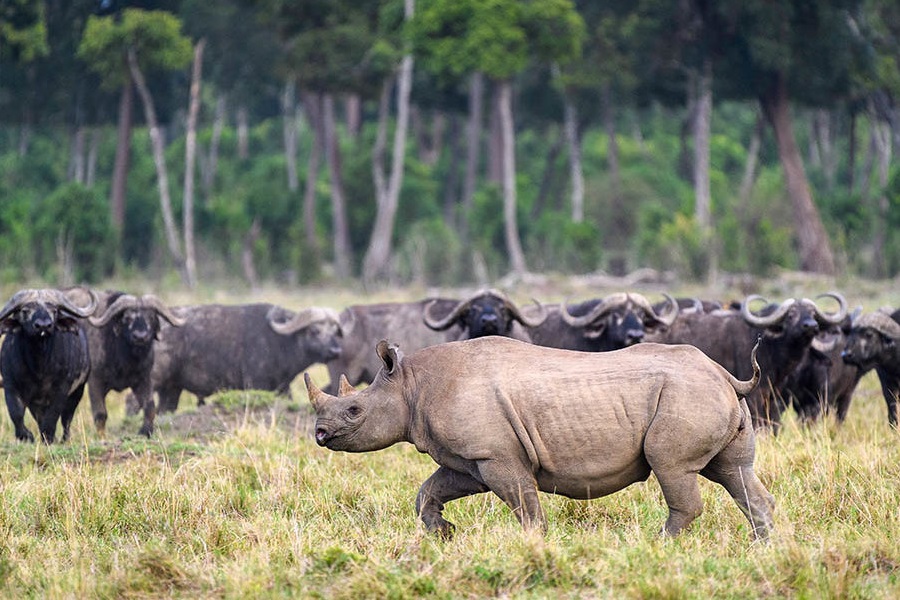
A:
[86,128,99,188]
[302,91,323,261]
[363,0,415,284]
[127,47,185,277]
[237,105,249,160]
[498,79,527,276]
[739,110,764,204]
[283,80,299,192]
[69,126,86,183]
[182,39,206,289]
[563,95,584,223]
[202,94,226,197]
[692,61,712,231]
[872,116,893,277]
[460,71,484,242]
[322,94,352,278]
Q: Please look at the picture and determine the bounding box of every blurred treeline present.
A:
[1,0,899,287]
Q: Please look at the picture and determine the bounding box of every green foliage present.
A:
[528,213,602,273]
[33,183,115,282]
[77,8,193,90]
[0,0,48,62]
[395,217,464,285]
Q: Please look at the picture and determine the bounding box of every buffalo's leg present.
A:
[38,405,61,444]
[476,460,546,533]
[701,416,775,540]
[133,382,155,437]
[156,385,181,413]
[416,466,488,539]
[4,389,34,442]
[59,386,86,443]
[88,379,109,436]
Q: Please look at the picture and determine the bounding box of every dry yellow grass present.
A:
[0,274,897,598]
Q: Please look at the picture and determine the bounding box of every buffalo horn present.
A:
[268,306,340,335]
[560,292,630,327]
[810,291,848,325]
[0,288,98,321]
[854,311,900,339]
[741,295,796,327]
[629,292,678,326]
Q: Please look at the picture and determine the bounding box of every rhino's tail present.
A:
[727,337,761,397]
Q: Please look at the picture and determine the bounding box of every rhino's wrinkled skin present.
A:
[306,336,774,540]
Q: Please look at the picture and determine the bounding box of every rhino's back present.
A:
[407,337,742,499]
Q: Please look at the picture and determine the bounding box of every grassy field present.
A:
[0,275,899,598]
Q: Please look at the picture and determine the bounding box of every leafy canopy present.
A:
[77,8,193,90]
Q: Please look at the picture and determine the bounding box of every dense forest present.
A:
[1,0,899,288]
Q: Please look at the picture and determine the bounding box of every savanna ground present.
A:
[1,272,900,598]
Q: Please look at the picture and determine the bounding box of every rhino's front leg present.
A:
[416,466,489,539]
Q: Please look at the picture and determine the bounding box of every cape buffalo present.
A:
[841,309,900,426]
[86,292,186,437]
[0,288,98,443]
[306,336,773,540]
[423,289,547,342]
[152,303,343,412]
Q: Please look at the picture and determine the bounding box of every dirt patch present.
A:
[153,400,318,442]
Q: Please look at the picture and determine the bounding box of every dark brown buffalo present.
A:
[647,293,848,432]
[779,314,866,425]
[841,309,900,426]
[86,292,186,437]
[326,299,461,394]
[526,292,678,352]
[423,289,547,342]
[0,288,98,443]
[152,303,343,412]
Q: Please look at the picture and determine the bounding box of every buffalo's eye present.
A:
[346,405,361,418]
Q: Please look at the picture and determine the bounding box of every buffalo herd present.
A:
[0,285,897,444]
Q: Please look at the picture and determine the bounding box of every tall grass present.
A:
[0,282,899,598]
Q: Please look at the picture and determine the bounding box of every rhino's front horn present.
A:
[304,373,327,411]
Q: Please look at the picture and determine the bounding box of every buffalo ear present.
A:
[376,339,403,374]
[0,317,19,334]
[338,374,356,397]
[57,316,81,333]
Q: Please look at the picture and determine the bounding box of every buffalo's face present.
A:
[766,305,819,342]
[303,320,343,362]
[16,302,61,337]
[842,328,892,370]
[120,309,158,346]
[586,310,644,350]
[463,298,511,338]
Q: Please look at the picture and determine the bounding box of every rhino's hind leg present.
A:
[652,470,704,536]
[416,466,489,539]
[477,460,546,533]
[701,424,775,540]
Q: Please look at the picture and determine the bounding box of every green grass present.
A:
[0,279,899,598]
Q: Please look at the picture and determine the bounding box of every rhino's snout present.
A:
[315,428,330,446]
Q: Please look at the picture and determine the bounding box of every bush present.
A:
[528,212,602,273]
[395,217,463,285]
[34,183,115,283]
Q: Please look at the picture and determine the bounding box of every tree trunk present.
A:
[237,105,249,160]
[816,110,837,190]
[759,73,835,275]
[692,61,712,231]
[363,0,415,285]
[563,94,584,223]
[301,91,323,264]
[202,94,226,199]
[69,126,86,184]
[322,93,352,278]
[848,112,857,195]
[127,47,185,277]
[86,128,99,188]
[182,39,205,290]
[283,79,299,192]
[412,107,445,166]
[602,83,621,197]
[460,71,484,243]
[242,217,261,292]
[488,84,503,184]
[497,79,528,276]
[872,116,892,277]
[110,78,133,232]
[345,93,361,139]
[739,110,764,204]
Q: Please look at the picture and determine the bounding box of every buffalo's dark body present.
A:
[842,309,900,426]
[153,303,342,412]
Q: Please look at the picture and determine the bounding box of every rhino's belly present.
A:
[535,458,652,500]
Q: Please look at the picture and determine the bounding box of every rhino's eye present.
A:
[346,405,361,418]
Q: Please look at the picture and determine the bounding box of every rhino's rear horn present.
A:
[338,375,356,397]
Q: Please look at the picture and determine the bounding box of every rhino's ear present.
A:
[304,372,327,411]
[376,339,403,375]
[338,374,356,396]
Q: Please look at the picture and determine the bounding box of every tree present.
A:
[412,0,584,276]
[78,8,194,278]
[363,0,415,285]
